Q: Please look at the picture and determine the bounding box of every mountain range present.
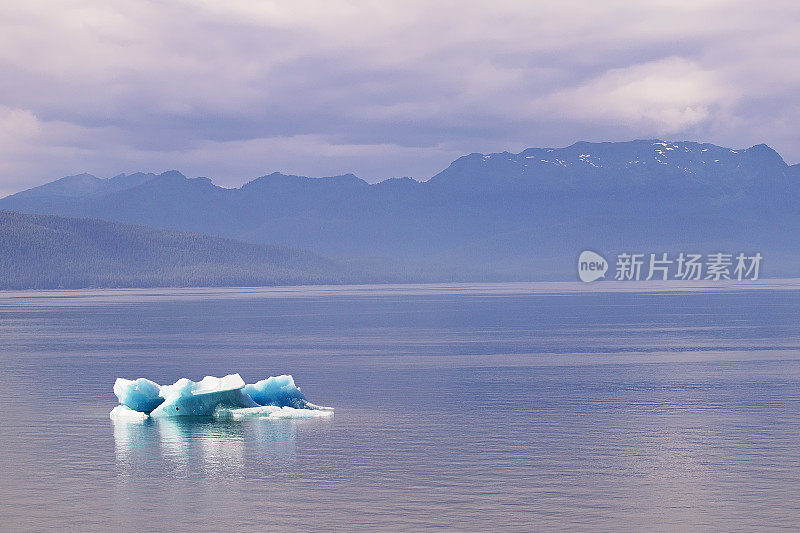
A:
[1,139,798,284]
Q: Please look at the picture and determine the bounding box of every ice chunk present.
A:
[158,373,246,402]
[193,374,247,395]
[242,375,311,408]
[213,405,334,420]
[110,404,150,421]
[150,373,258,418]
[264,406,334,419]
[113,377,164,413]
[110,373,333,419]
[149,388,257,417]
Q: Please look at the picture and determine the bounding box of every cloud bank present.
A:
[1,0,799,195]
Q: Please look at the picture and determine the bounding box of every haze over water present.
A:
[1,282,799,530]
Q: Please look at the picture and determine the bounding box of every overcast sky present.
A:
[1,0,799,195]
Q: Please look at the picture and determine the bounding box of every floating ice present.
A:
[150,374,258,417]
[214,405,333,420]
[110,404,150,421]
[110,373,332,420]
[242,375,311,409]
[113,377,163,413]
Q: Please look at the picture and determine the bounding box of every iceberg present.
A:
[150,374,257,417]
[110,373,332,420]
[242,375,311,409]
[113,377,164,413]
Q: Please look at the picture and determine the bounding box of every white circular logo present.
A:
[578,250,607,282]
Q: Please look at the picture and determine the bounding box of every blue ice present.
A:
[242,375,312,409]
[113,377,163,413]
[111,373,332,420]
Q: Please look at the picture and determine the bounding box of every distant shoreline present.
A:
[2,279,799,302]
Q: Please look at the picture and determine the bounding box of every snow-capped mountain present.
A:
[2,140,797,280]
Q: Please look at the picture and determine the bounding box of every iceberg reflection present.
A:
[113,416,303,477]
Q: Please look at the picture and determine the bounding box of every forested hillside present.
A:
[0,211,348,289]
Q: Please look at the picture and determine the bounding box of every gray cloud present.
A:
[1,0,799,195]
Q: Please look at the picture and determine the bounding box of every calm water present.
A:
[1,283,800,531]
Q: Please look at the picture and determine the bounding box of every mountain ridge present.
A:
[2,139,797,280]
[5,139,793,199]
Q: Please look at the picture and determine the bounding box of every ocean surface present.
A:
[1,282,800,531]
